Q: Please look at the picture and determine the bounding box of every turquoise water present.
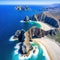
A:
[30,43,46,60]
[9,21,47,60]
[0,5,48,60]
[20,20,41,31]
[12,42,46,60]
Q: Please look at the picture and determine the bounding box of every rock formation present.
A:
[31,11,60,28]
[18,42,33,54]
[14,29,25,42]
[16,6,31,11]
[24,16,29,22]
[27,27,59,39]
[16,6,24,10]
[14,29,33,54]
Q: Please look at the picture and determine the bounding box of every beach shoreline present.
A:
[32,36,60,60]
[33,39,51,60]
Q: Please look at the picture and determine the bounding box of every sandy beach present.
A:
[24,21,60,60]
[32,36,60,60]
[37,21,55,31]
[24,30,60,60]
[10,20,60,60]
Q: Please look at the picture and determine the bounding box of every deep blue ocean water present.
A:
[0,5,48,60]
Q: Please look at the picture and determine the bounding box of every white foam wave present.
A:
[33,46,39,56]
[40,43,50,60]
[14,43,39,60]
[19,51,33,60]
[9,35,18,41]
[20,20,32,23]
[20,20,25,23]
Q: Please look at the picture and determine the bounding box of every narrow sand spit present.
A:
[37,21,55,31]
[32,36,60,60]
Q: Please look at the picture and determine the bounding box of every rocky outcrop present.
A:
[14,29,25,42]
[14,29,33,54]
[14,30,21,38]
[27,27,59,39]
[16,6,24,10]
[18,42,33,54]
[16,6,31,11]
[31,11,60,28]
[24,16,30,22]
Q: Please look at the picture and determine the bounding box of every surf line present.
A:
[33,40,53,60]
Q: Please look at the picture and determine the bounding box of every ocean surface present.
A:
[0,5,48,60]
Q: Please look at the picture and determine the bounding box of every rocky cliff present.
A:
[30,11,60,28]
[27,27,59,39]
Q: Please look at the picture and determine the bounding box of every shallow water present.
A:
[12,42,46,60]
[0,5,48,60]
[20,20,41,31]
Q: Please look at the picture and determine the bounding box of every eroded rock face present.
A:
[28,27,45,38]
[18,42,27,54]
[28,27,59,38]
[31,12,59,28]
[14,29,33,54]
[14,29,25,42]
[18,42,33,54]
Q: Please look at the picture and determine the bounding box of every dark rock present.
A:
[18,43,27,54]
[29,39,32,42]
[14,29,25,42]
[24,16,29,22]
[31,12,59,28]
[18,29,25,42]
[48,29,56,36]
[18,42,33,54]
[16,6,31,11]
[16,6,24,10]
[14,30,21,38]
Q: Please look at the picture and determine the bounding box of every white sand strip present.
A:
[39,42,50,60]
[37,21,55,31]
[32,36,60,60]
